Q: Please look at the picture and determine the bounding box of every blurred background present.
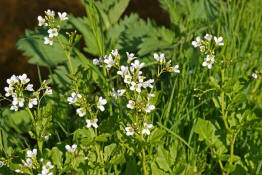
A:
[0,0,169,96]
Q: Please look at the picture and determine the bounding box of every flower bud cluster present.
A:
[3,74,52,111]
[37,9,68,46]
[192,34,224,69]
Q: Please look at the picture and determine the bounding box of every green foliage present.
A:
[1,0,262,174]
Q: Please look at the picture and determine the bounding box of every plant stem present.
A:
[26,107,43,154]
[57,36,74,74]
[141,147,148,175]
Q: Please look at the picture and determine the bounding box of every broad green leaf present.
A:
[48,147,63,169]
[17,29,70,67]
[104,143,117,161]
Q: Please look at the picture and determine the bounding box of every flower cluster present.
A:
[38,162,54,175]
[125,123,153,136]
[153,53,180,73]
[93,50,179,136]
[37,9,68,46]
[65,144,77,153]
[67,92,107,128]
[192,34,224,69]
[15,149,54,175]
[3,74,52,111]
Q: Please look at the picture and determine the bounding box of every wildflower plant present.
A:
[1,0,262,175]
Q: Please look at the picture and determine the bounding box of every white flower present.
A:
[44,134,51,141]
[111,89,125,99]
[200,46,205,52]
[38,16,46,26]
[65,144,77,152]
[126,52,137,63]
[27,149,37,158]
[131,60,144,70]
[76,107,86,117]
[7,75,18,86]
[97,97,107,111]
[117,66,129,77]
[24,158,32,167]
[26,84,34,91]
[142,79,154,89]
[42,162,54,172]
[142,123,153,135]
[144,104,155,113]
[0,161,4,167]
[252,73,258,79]
[45,88,52,95]
[18,74,30,84]
[125,126,135,136]
[48,28,58,38]
[192,36,202,47]
[171,65,180,73]
[44,37,53,45]
[124,75,132,84]
[58,12,68,21]
[153,53,165,64]
[127,100,135,109]
[15,169,21,173]
[117,89,125,96]
[111,49,119,57]
[12,97,24,107]
[138,76,145,83]
[93,58,100,65]
[204,34,212,41]
[4,86,13,97]
[86,119,98,128]
[214,36,224,46]
[130,82,141,93]
[67,92,78,104]
[104,54,114,69]
[202,55,215,69]
[10,105,18,111]
[45,9,55,17]
[28,98,38,108]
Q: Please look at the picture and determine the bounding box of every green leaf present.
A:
[17,29,70,67]
[104,143,117,161]
[125,158,137,175]
[195,118,215,146]
[148,128,166,144]
[48,147,63,169]
[156,147,171,172]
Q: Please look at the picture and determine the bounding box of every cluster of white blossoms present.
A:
[37,9,68,46]
[93,50,180,136]
[15,148,54,175]
[65,144,77,153]
[3,74,52,111]
[125,123,153,136]
[38,162,54,175]
[67,92,107,128]
[192,34,224,69]
[153,53,180,73]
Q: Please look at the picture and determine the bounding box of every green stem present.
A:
[57,36,74,74]
[140,133,148,175]
[26,107,42,154]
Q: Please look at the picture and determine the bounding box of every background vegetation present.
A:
[1,0,262,174]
